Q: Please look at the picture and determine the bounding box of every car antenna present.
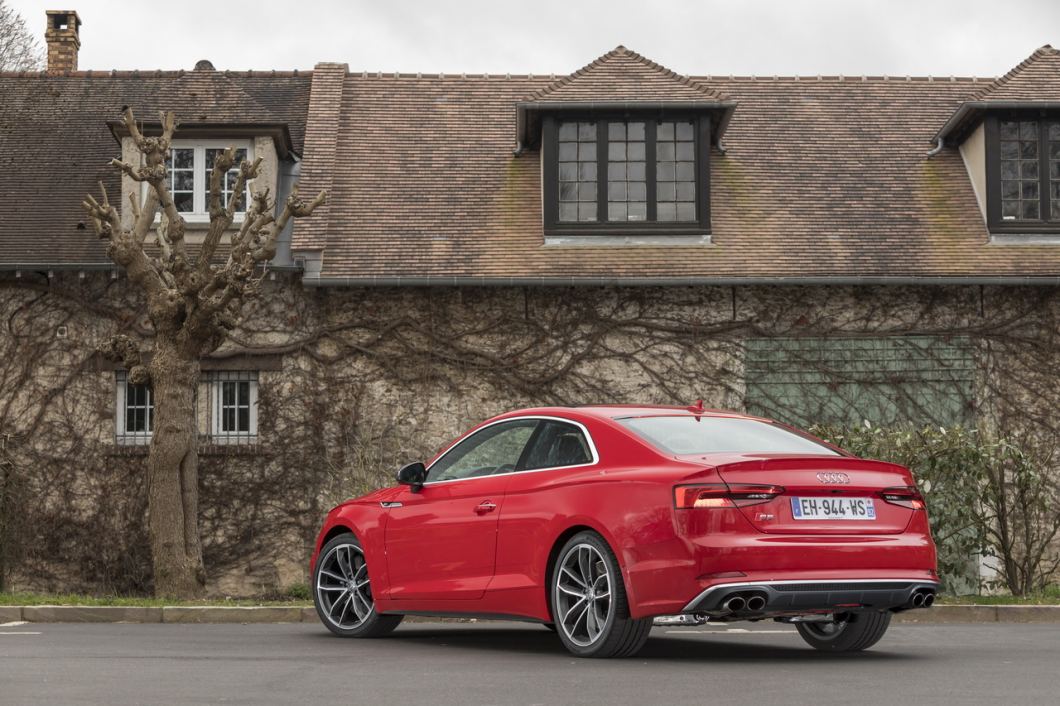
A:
[687,399,704,420]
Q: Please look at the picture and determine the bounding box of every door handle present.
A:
[475,501,497,515]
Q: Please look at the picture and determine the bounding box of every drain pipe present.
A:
[926,136,945,157]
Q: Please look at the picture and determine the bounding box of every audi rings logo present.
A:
[816,472,850,484]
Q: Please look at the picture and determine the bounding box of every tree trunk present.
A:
[147,340,205,598]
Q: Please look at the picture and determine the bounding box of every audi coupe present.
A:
[311,404,938,657]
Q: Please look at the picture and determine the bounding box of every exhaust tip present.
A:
[911,593,925,608]
[723,596,746,612]
[746,595,767,611]
[923,593,935,607]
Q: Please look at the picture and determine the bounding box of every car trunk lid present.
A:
[681,454,917,535]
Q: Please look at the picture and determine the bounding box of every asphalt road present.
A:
[1,620,1057,705]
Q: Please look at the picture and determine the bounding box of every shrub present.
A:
[812,425,1060,595]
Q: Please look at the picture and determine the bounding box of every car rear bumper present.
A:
[682,578,940,615]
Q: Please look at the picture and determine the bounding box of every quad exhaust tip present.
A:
[746,595,767,611]
[722,596,746,612]
[910,590,936,609]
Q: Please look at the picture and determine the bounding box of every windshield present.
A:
[618,415,839,456]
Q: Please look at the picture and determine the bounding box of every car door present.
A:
[383,418,540,601]
[492,419,598,593]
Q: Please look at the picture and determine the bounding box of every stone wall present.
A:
[1,272,1058,595]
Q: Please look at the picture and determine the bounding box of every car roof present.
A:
[493,404,772,424]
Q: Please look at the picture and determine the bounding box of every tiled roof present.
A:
[527,45,729,104]
[0,70,310,266]
[300,70,1060,282]
[971,45,1060,102]
[935,46,1060,141]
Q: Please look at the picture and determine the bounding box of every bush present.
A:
[812,425,1060,596]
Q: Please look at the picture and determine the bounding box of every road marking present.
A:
[664,628,797,634]
[0,621,28,627]
[0,631,41,635]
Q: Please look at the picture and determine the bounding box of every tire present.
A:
[313,532,403,638]
[549,530,653,658]
[795,611,892,652]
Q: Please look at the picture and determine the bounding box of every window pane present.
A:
[238,407,250,432]
[605,120,646,222]
[1051,122,1060,222]
[999,118,1042,222]
[171,148,193,169]
[427,420,539,481]
[655,121,696,222]
[620,416,837,456]
[522,421,593,470]
[557,121,598,222]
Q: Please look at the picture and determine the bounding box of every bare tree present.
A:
[82,109,325,597]
[0,1,42,71]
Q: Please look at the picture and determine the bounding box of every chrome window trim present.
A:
[680,578,941,612]
[422,415,600,486]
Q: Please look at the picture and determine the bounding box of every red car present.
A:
[311,404,938,658]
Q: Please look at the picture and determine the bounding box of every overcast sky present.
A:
[8,0,1060,76]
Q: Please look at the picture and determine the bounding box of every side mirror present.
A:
[396,462,427,491]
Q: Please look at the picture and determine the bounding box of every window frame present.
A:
[985,112,1060,234]
[115,371,153,445]
[542,112,712,236]
[208,371,259,443]
[424,415,600,485]
[146,138,254,223]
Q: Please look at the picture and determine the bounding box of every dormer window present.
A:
[160,139,253,221]
[542,114,711,235]
[986,115,1060,232]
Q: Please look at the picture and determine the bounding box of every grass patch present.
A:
[0,592,310,607]
[938,585,1060,605]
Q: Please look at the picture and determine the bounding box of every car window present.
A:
[522,421,594,470]
[427,419,539,482]
[618,415,839,456]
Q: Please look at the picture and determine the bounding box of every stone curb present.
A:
[894,605,1060,623]
[162,606,304,624]
[4,604,1059,624]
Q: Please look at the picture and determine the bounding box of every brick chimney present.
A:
[45,10,81,73]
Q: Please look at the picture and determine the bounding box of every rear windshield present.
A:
[618,416,839,456]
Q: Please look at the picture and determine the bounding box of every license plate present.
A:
[790,496,876,520]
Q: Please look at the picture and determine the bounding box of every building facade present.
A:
[1,11,1059,594]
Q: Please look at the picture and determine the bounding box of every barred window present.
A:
[114,370,260,446]
[546,115,709,233]
[208,371,258,442]
[115,371,153,444]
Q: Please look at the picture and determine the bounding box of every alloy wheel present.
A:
[555,542,612,647]
[316,543,374,629]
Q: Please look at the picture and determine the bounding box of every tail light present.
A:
[674,483,784,509]
[880,486,925,510]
